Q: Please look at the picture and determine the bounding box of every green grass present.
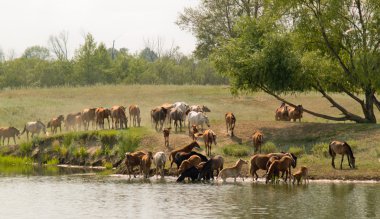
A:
[0,155,33,166]
[222,144,251,157]
[46,158,59,165]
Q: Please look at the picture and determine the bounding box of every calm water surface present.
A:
[0,171,379,218]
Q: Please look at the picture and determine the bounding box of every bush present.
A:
[311,143,329,158]
[103,162,113,170]
[288,146,306,157]
[19,142,33,156]
[46,158,59,165]
[261,142,277,154]
[222,145,250,157]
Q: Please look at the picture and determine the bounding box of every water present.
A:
[0,172,379,218]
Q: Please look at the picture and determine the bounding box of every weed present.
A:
[222,145,251,157]
[288,146,306,157]
[46,158,59,165]
[311,142,329,158]
[261,142,277,154]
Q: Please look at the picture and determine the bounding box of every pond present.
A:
[0,168,378,218]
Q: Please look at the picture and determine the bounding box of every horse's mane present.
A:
[344,142,355,158]
[37,120,46,127]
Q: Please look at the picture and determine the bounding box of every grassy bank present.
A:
[0,85,380,180]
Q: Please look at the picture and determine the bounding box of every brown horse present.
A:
[266,156,295,183]
[0,127,20,145]
[169,107,184,132]
[169,141,201,168]
[210,155,224,177]
[129,105,141,127]
[329,141,355,169]
[125,151,146,178]
[293,166,309,185]
[218,159,248,182]
[95,107,111,130]
[65,112,81,131]
[163,128,171,148]
[225,112,236,136]
[178,155,202,175]
[47,115,64,134]
[110,106,128,129]
[275,102,290,121]
[288,105,303,122]
[151,107,168,132]
[252,130,264,154]
[140,152,153,179]
[203,129,217,156]
[82,108,97,130]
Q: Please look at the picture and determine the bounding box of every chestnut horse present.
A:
[225,112,236,136]
[129,105,141,127]
[169,141,201,168]
[329,141,355,169]
[203,129,217,156]
[47,115,64,134]
[0,127,20,145]
[95,107,111,129]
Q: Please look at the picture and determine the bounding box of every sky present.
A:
[0,0,199,58]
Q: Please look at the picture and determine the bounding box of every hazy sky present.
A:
[0,0,199,58]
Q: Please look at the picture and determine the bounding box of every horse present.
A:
[110,106,128,129]
[173,102,190,123]
[65,112,81,131]
[288,105,303,122]
[178,155,202,175]
[173,151,208,169]
[210,155,224,177]
[293,166,309,185]
[163,128,171,148]
[153,152,167,178]
[75,115,82,131]
[187,111,210,134]
[169,141,201,168]
[265,156,295,183]
[197,159,214,180]
[275,102,290,121]
[203,129,216,156]
[82,108,97,130]
[169,107,184,132]
[252,131,264,154]
[140,152,153,179]
[189,105,211,113]
[176,166,199,182]
[218,159,248,182]
[151,107,168,132]
[47,115,64,134]
[129,105,141,127]
[225,112,236,136]
[329,141,355,169]
[125,151,146,178]
[21,121,46,141]
[190,125,199,140]
[95,107,111,129]
[0,127,20,145]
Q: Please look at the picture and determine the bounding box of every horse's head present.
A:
[350,156,356,169]
[192,141,201,150]
[203,115,210,127]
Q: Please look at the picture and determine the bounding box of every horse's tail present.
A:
[328,142,333,157]
[20,125,26,135]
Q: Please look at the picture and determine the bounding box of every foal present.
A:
[163,128,171,148]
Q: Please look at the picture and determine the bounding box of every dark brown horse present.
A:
[329,141,355,169]
[47,115,64,134]
[169,107,183,132]
[151,107,168,132]
[0,127,20,145]
[169,141,201,168]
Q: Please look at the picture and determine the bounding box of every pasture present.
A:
[0,85,380,180]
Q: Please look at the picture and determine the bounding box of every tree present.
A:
[22,45,50,60]
[48,31,69,61]
[181,0,380,123]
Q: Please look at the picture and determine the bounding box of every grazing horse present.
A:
[0,127,20,145]
[169,107,184,132]
[128,105,141,127]
[288,105,303,122]
[203,129,217,156]
[187,111,210,134]
[252,130,264,154]
[218,159,248,182]
[163,128,171,148]
[275,102,290,121]
[173,151,208,169]
[82,108,97,130]
[153,152,167,178]
[293,166,309,185]
[110,106,128,129]
[95,107,111,129]
[329,141,355,169]
[169,141,201,168]
[197,159,213,180]
[178,155,202,175]
[151,107,168,132]
[21,121,46,141]
[65,112,81,131]
[225,112,236,136]
[176,166,199,182]
[47,115,64,134]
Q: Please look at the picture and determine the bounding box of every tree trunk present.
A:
[363,89,377,123]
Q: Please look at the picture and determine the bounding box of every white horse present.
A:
[173,102,190,122]
[187,111,210,133]
[153,152,167,178]
[21,121,47,141]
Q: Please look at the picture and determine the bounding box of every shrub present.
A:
[46,158,59,165]
[19,142,33,156]
[261,142,277,154]
[60,146,68,157]
[222,145,250,157]
[311,142,329,158]
[288,146,306,157]
[103,162,113,170]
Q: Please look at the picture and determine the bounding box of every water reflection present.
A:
[0,173,378,218]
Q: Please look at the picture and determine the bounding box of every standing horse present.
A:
[203,129,216,156]
[151,107,168,132]
[329,141,355,169]
[0,127,20,145]
[169,141,201,168]
[169,107,184,132]
[187,111,210,134]
[21,121,46,141]
[111,106,128,129]
[65,112,81,131]
[252,130,264,154]
[47,115,64,134]
[288,105,303,122]
[95,107,111,129]
[82,108,97,130]
[129,105,141,127]
[275,102,290,121]
[225,112,236,136]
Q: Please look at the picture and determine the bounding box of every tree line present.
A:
[0,33,228,88]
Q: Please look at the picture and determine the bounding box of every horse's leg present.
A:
[13,136,16,144]
[347,155,352,168]
[7,137,10,145]
[340,154,344,169]
[331,156,335,168]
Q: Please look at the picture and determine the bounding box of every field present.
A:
[0,85,380,180]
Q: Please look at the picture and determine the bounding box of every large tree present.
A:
[179,0,380,123]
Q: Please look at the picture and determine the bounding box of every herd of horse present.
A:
[0,101,356,183]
